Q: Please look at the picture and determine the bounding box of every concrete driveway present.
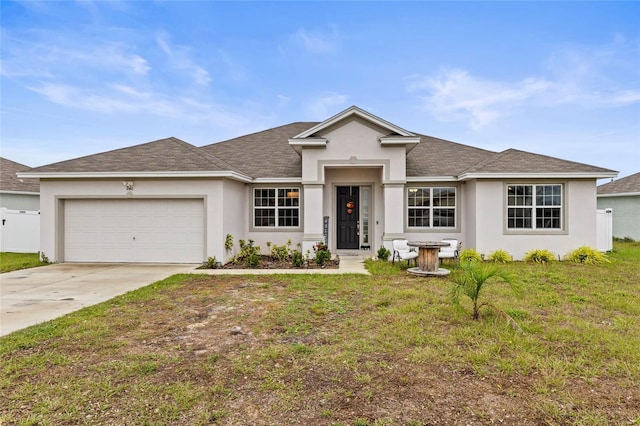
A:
[1,263,196,337]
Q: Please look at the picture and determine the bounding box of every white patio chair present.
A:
[438,238,461,263]
[392,239,418,266]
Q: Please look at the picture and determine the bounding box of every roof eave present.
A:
[597,191,640,197]
[458,172,618,181]
[17,170,253,183]
[0,190,40,195]
[406,176,458,182]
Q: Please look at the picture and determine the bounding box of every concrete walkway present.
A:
[1,257,370,337]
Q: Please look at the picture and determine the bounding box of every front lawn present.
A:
[1,242,639,425]
[0,252,48,273]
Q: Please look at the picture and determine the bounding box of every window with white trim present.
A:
[254,188,300,228]
[407,187,456,228]
[507,184,562,230]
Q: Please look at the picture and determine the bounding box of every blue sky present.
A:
[1,1,639,179]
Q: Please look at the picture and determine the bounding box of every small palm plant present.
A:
[451,262,520,326]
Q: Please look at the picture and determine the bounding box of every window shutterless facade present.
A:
[407,187,456,228]
[507,184,562,230]
[253,188,300,228]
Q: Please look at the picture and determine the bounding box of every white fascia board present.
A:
[252,177,302,184]
[17,170,254,183]
[293,106,415,138]
[458,172,618,181]
[0,190,40,195]
[288,138,328,147]
[379,136,421,146]
[597,192,640,197]
[407,176,458,182]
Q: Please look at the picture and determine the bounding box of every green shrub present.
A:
[238,239,261,268]
[524,249,556,264]
[487,249,513,263]
[224,234,234,252]
[459,248,482,263]
[314,242,331,266]
[270,239,292,262]
[291,250,304,267]
[200,256,219,269]
[377,246,391,261]
[565,246,610,264]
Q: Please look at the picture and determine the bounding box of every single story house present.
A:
[597,172,640,241]
[0,157,40,210]
[19,106,617,263]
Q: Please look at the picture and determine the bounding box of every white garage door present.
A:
[65,199,204,263]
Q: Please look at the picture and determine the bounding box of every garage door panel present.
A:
[65,199,204,263]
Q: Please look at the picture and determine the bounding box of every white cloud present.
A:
[407,70,552,130]
[155,32,211,86]
[290,26,339,54]
[408,37,640,130]
[306,93,349,119]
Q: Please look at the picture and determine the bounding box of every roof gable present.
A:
[598,172,640,195]
[293,106,415,139]
[0,157,39,193]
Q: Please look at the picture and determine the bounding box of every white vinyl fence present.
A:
[596,208,613,252]
[0,208,40,253]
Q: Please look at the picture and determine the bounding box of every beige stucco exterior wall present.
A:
[221,179,248,262]
[38,178,226,263]
[298,117,408,253]
[597,195,640,241]
[469,179,598,260]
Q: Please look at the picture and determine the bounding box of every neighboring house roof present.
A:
[18,106,617,181]
[597,172,640,196]
[0,157,39,193]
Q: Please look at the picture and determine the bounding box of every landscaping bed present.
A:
[221,254,340,269]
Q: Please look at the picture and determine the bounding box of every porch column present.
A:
[302,184,324,254]
[382,183,405,252]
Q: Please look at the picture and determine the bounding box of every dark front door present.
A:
[337,186,359,249]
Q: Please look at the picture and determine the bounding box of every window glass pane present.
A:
[508,185,532,206]
[508,207,532,229]
[536,208,561,229]
[362,187,370,244]
[278,208,299,227]
[433,208,455,227]
[433,187,455,207]
[408,208,430,227]
[255,208,275,227]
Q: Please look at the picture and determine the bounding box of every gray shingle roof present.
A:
[598,172,640,195]
[201,122,317,178]
[0,157,39,192]
[20,112,616,180]
[407,134,495,176]
[25,137,237,174]
[461,148,615,175]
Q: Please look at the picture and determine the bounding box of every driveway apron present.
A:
[0,263,196,337]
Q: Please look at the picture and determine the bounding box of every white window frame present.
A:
[253,187,300,229]
[406,186,457,229]
[506,184,563,230]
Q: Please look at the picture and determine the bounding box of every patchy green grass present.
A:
[1,242,639,425]
[0,252,48,273]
